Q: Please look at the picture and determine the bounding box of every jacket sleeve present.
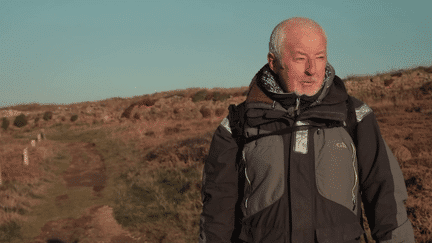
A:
[355,105,415,243]
[199,117,239,243]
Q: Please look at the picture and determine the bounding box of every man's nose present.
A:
[305,58,316,76]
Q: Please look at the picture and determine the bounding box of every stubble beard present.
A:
[294,77,325,97]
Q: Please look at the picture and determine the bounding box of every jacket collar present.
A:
[245,62,348,109]
[243,62,350,127]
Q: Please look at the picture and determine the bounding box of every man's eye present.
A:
[296,58,304,60]
[318,57,325,59]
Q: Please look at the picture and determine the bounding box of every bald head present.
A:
[269,17,327,61]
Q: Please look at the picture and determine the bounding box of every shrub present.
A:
[384,79,394,87]
[133,112,141,120]
[121,104,135,119]
[34,117,40,123]
[390,72,403,78]
[212,91,230,102]
[145,130,155,137]
[1,117,10,130]
[199,106,212,118]
[164,92,185,99]
[164,126,180,136]
[136,98,157,107]
[71,114,78,122]
[13,114,28,128]
[43,111,53,121]
[61,116,66,122]
[215,107,226,117]
[192,90,208,103]
[205,92,214,101]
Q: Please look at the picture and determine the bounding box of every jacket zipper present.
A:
[295,97,300,116]
[245,168,251,209]
[243,150,251,209]
[351,143,358,211]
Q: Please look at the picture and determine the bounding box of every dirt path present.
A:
[19,141,144,243]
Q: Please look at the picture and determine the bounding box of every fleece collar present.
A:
[245,62,348,111]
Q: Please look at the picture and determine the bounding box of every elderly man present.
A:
[199,17,415,243]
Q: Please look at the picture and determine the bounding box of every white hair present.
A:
[269,17,326,62]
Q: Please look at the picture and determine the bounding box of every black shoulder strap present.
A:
[228,102,246,144]
[345,95,358,146]
[227,102,247,242]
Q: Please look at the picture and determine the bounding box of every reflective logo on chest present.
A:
[335,142,347,149]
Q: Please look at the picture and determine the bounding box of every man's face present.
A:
[268,29,327,96]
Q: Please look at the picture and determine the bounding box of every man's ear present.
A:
[267,53,277,72]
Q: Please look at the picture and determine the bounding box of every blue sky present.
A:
[0,0,431,108]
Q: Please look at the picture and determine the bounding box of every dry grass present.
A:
[0,65,431,242]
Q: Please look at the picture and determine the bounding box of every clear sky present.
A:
[0,0,431,108]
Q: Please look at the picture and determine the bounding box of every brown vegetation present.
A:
[0,65,431,242]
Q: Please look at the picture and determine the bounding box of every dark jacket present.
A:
[199,63,415,243]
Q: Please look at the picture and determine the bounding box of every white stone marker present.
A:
[37,133,41,142]
[23,147,29,166]
[31,140,36,147]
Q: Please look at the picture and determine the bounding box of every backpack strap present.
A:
[228,102,247,147]
[345,95,358,146]
[228,102,247,241]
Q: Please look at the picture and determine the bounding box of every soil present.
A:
[25,141,145,243]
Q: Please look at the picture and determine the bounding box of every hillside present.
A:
[0,65,431,242]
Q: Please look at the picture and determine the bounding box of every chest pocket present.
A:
[314,127,359,216]
[241,127,285,217]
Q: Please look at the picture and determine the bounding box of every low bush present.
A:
[199,106,212,118]
[215,107,226,117]
[145,130,155,137]
[43,111,53,121]
[212,91,230,102]
[13,114,28,128]
[1,117,10,130]
[192,90,208,103]
[136,98,157,107]
[164,126,181,136]
[71,114,78,122]
[233,90,247,97]
[133,112,141,120]
[34,117,40,123]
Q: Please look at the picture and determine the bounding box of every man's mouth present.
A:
[301,81,315,86]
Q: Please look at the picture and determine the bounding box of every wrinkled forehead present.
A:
[280,25,325,50]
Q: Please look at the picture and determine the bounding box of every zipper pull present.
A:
[295,97,300,116]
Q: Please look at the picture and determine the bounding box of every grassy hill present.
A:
[0,65,431,242]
